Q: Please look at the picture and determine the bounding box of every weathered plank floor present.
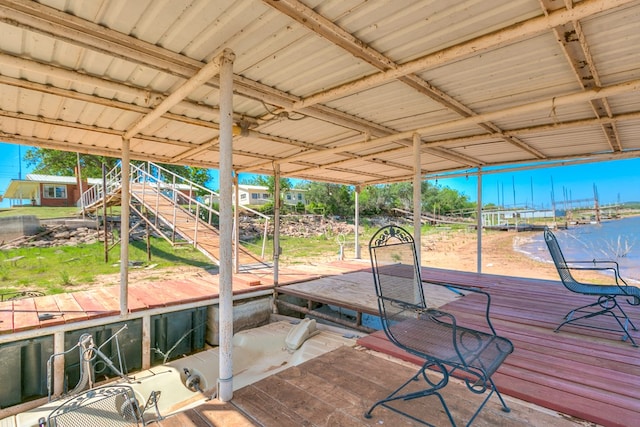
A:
[158,346,590,427]
[358,267,640,427]
[3,260,637,426]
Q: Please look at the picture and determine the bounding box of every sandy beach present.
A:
[420,229,558,279]
[84,228,622,290]
[418,228,623,284]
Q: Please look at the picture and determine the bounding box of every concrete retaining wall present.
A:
[0,215,41,242]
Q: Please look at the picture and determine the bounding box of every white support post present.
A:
[477,168,483,273]
[273,165,281,285]
[354,185,361,259]
[120,138,130,317]
[217,48,235,403]
[413,133,422,263]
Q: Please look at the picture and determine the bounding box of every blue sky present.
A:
[434,158,640,209]
[1,142,638,208]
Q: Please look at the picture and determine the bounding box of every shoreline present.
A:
[420,229,559,280]
[70,225,636,292]
[418,229,621,284]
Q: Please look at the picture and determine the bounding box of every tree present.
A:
[423,183,475,216]
[305,182,352,217]
[359,184,395,215]
[24,148,211,189]
[24,148,118,177]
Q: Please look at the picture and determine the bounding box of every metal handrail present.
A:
[79,161,271,259]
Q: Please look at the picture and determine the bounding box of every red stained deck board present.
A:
[187,278,221,295]
[91,288,122,312]
[231,275,263,288]
[152,280,210,305]
[72,291,118,318]
[12,297,40,332]
[357,332,422,365]
[0,300,14,333]
[184,276,219,298]
[53,293,88,323]
[127,284,167,309]
[175,278,218,297]
[34,295,66,327]
[504,349,639,401]
[495,370,638,427]
[125,288,150,312]
[98,286,148,313]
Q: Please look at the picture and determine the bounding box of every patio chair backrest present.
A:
[543,228,581,293]
[369,225,426,328]
[48,384,143,427]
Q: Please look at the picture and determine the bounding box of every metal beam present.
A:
[0,1,393,141]
[540,0,623,152]
[123,51,226,140]
[0,68,221,132]
[291,0,633,109]
[264,0,545,158]
[277,78,640,166]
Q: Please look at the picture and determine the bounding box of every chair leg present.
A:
[365,362,510,427]
[364,362,456,427]
[463,376,510,427]
[616,303,638,332]
[555,298,638,346]
[610,306,638,347]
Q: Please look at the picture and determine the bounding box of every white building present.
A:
[234,185,307,206]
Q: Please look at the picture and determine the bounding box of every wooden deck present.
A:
[155,346,589,427]
[1,260,638,426]
[272,263,640,427]
[0,264,323,334]
[357,267,640,427]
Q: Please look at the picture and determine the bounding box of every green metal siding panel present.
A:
[0,335,54,407]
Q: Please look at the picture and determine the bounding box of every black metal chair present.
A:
[364,225,513,427]
[47,384,162,426]
[543,227,639,346]
[47,385,143,427]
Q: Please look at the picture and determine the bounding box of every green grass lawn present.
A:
[0,207,467,296]
[0,206,82,219]
[251,223,451,264]
[1,207,216,296]
[0,205,124,219]
[0,238,214,296]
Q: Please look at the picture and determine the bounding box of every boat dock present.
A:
[1,261,638,426]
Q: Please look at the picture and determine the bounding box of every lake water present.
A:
[515,216,640,283]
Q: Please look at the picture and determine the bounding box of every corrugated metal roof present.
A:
[0,0,639,185]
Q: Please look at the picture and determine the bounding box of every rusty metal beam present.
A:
[541,0,623,152]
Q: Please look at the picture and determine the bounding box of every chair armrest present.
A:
[563,260,638,304]
[564,262,621,281]
[566,259,620,271]
[424,282,499,335]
